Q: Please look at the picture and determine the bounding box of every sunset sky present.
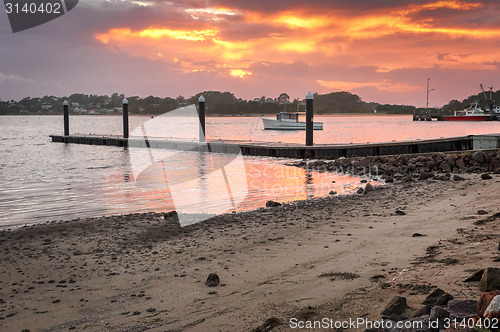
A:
[1,0,500,107]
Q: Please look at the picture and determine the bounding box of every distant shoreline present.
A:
[0,112,408,117]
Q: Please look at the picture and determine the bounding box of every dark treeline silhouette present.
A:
[0,90,380,115]
[443,88,500,111]
[2,89,498,115]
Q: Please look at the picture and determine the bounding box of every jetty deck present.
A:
[49,133,500,159]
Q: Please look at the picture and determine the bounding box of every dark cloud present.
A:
[405,4,500,29]
[205,0,416,13]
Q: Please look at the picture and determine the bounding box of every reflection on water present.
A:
[119,151,370,218]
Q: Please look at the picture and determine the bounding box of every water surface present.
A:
[1,115,498,228]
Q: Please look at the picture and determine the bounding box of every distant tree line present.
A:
[0,91,379,115]
[2,88,498,116]
[442,89,500,111]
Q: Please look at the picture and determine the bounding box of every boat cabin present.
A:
[277,112,301,122]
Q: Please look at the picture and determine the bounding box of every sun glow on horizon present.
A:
[230,69,252,78]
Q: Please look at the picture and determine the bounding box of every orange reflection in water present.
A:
[99,153,375,217]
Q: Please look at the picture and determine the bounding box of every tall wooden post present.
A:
[306,91,314,146]
[122,98,129,139]
[63,100,69,136]
[198,95,206,143]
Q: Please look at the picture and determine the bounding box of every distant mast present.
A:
[426,78,434,121]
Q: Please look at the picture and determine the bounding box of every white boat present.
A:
[488,105,500,121]
[261,112,323,130]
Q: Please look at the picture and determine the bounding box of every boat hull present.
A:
[261,118,323,130]
[440,115,492,121]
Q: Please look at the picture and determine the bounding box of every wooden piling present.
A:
[198,95,206,143]
[306,91,314,147]
[63,100,69,136]
[122,98,129,139]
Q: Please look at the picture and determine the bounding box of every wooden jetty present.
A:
[49,133,500,159]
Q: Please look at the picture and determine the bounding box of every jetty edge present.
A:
[49,133,500,159]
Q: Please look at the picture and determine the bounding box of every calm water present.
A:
[1,115,498,228]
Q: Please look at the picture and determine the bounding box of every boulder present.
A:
[431,306,450,329]
[266,200,282,208]
[463,270,484,282]
[456,158,466,169]
[385,176,394,183]
[435,174,450,181]
[478,290,500,316]
[401,175,413,183]
[448,300,478,320]
[360,157,373,167]
[205,273,220,287]
[395,210,407,216]
[365,183,375,192]
[255,317,281,332]
[446,154,457,167]
[481,173,493,180]
[423,288,453,306]
[165,210,178,219]
[489,159,499,172]
[381,296,413,318]
[430,305,449,319]
[440,162,452,173]
[410,305,432,318]
[419,172,434,181]
[425,160,437,169]
[480,268,500,292]
[357,187,365,194]
[472,151,486,163]
[453,175,465,181]
[484,295,500,319]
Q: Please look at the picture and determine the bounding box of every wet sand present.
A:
[0,173,499,331]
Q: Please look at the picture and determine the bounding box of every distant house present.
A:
[19,110,29,114]
[73,108,87,114]
[71,102,80,108]
[41,103,52,110]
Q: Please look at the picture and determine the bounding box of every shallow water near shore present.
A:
[1,114,498,228]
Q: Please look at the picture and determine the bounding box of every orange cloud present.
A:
[317,80,420,93]
[94,0,500,82]
[96,27,218,43]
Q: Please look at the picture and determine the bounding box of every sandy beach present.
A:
[1,170,499,331]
